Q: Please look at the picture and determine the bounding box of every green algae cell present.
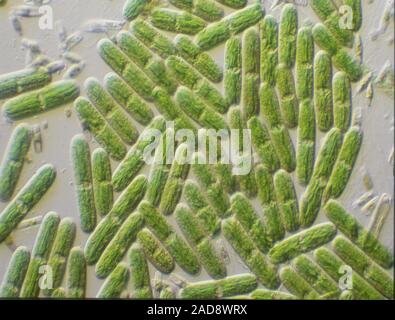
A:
[123,0,149,21]
[314,50,333,132]
[224,37,242,105]
[0,164,56,243]
[255,164,285,243]
[299,128,342,227]
[276,63,298,128]
[251,289,296,300]
[222,217,279,289]
[0,67,51,100]
[44,218,76,296]
[84,175,147,265]
[92,148,113,217]
[96,263,129,298]
[296,98,315,185]
[296,26,314,100]
[131,20,177,59]
[20,212,60,298]
[260,15,278,87]
[175,204,226,279]
[215,0,246,9]
[70,134,96,233]
[268,223,337,264]
[273,169,299,232]
[74,97,127,161]
[66,247,86,299]
[324,200,394,269]
[111,117,165,192]
[150,8,207,35]
[3,80,80,121]
[137,228,175,274]
[85,77,138,145]
[323,126,362,202]
[344,0,362,31]
[181,274,257,299]
[278,4,298,68]
[314,247,385,300]
[279,266,320,300]
[333,72,352,133]
[242,27,260,120]
[0,124,32,202]
[169,0,224,22]
[0,246,30,298]
[129,244,152,299]
[95,212,143,279]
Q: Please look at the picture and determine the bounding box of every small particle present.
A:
[64,107,72,118]
[46,60,66,74]
[355,33,363,63]
[83,19,125,33]
[29,54,51,68]
[361,195,379,215]
[63,62,86,79]
[55,20,67,43]
[353,190,375,208]
[368,194,392,237]
[388,147,394,165]
[357,72,373,94]
[9,14,22,36]
[366,82,374,106]
[12,5,42,17]
[168,274,187,288]
[17,215,43,230]
[61,31,83,52]
[32,124,42,153]
[61,168,67,174]
[360,166,374,191]
[21,38,41,54]
[62,52,82,64]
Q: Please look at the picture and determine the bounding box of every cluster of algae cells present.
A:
[0,0,393,299]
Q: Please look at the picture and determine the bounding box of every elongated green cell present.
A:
[175,35,223,83]
[85,77,138,145]
[3,80,80,120]
[268,223,337,264]
[333,72,351,132]
[98,39,156,103]
[255,164,284,243]
[175,86,228,130]
[344,0,362,31]
[324,200,394,269]
[276,63,298,128]
[230,193,271,252]
[314,247,385,300]
[151,8,206,35]
[167,56,228,114]
[112,116,165,192]
[44,218,76,296]
[0,246,30,298]
[183,180,220,235]
[0,124,32,201]
[312,23,362,81]
[160,144,190,216]
[251,289,296,300]
[170,0,224,22]
[332,236,394,299]
[323,126,362,202]
[299,128,342,227]
[84,175,147,265]
[20,212,60,298]
[92,148,113,217]
[74,98,127,161]
[192,153,230,218]
[160,287,175,299]
[123,0,149,20]
[117,31,177,94]
[97,263,129,298]
[310,0,354,47]
[152,87,196,131]
[180,274,257,299]
[70,134,96,233]
[296,99,315,185]
[222,218,279,289]
[128,244,152,299]
[278,4,297,68]
[260,15,278,87]
[66,247,86,299]
[242,27,260,120]
[314,50,333,132]
[292,255,340,298]
[104,73,153,125]
[296,26,314,100]
[214,163,236,195]
[215,0,246,9]
[0,67,51,100]
[259,84,296,172]
[140,201,200,275]
[95,212,143,278]
[280,266,320,300]
[273,170,299,232]
[196,3,264,50]
[0,164,56,243]
[224,37,241,105]
[131,20,177,59]
[176,204,226,279]
[137,228,175,274]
